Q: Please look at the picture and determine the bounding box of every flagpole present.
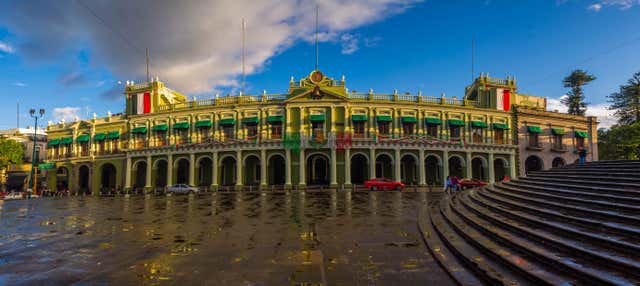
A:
[315,5,319,71]
[242,18,246,95]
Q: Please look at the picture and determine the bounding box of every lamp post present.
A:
[29,108,45,196]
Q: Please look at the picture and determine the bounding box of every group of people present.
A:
[443,176,461,194]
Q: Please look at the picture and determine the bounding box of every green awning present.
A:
[152,124,168,131]
[471,121,488,128]
[107,131,120,139]
[376,115,392,122]
[267,115,284,123]
[76,134,90,142]
[401,116,417,123]
[448,119,465,126]
[219,118,235,126]
[93,133,107,141]
[492,123,509,130]
[551,128,566,135]
[309,114,326,122]
[351,115,368,122]
[195,120,212,128]
[425,117,442,125]
[48,139,60,146]
[173,122,190,129]
[527,126,542,133]
[60,137,73,145]
[38,162,55,170]
[242,117,259,124]
[575,131,589,138]
[131,127,147,134]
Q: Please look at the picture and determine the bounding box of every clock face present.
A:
[310,70,324,83]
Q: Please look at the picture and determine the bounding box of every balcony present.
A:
[526,143,544,151]
[551,144,569,153]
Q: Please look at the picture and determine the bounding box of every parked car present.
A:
[458,178,487,190]
[167,184,200,195]
[364,178,405,191]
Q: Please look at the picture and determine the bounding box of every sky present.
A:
[0,0,639,130]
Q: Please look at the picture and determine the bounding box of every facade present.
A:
[0,127,48,191]
[44,70,597,194]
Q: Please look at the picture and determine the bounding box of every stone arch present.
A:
[268,153,286,186]
[448,155,465,178]
[175,158,190,184]
[197,156,213,187]
[99,163,117,193]
[350,153,369,185]
[196,155,213,166]
[153,158,168,169]
[525,155,544,175]
[552,157,566,168]
[375,153,393,179]
[78,164,90,194]
[471,156,487,180]
[133,160,148,191]
[425,154,441,185]
[244,154,261,186]
[400,154,418,185]
[493,157,508,182]
[307,152,330,186]
[220,155,237,186]
[56,166,70,191]
[154,159,168,188]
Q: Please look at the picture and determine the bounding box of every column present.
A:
[369,148,376,179]
[488,153,495,184]
[344,148,351,186]
[466,151,472,179]
[145,155,152,189]
[189,153,195,186]
[442,149,449,183]
[167,154,173,186]
[369,108,375,138]
[330,106,336,133]
[509,153,517,179]
[260,149,267,188]
[285,149,292,188]
[418,149,426,186]
[211,151,218,190]
[236,150,243,188]
[125,156,132,190]
[299,148,306,187]
[330,148,337,187]
[394,148,401,182]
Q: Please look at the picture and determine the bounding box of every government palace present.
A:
[44,70,599,193]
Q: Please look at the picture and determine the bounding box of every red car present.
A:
[458,178,487,190]
[364,178,405,191]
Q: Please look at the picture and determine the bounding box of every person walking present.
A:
[451,176,460,193]
[444,176,452,195]
[578,147,587,164]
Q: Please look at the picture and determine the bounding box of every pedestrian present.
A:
[444,176,451,194]
[502,175,510,182]
[578,147,587,164]
[451,176,460,193]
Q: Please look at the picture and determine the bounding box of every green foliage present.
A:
[597,123,640,160]
[608,71,640,125]
[561,69,596,116]
[0,139,24,168]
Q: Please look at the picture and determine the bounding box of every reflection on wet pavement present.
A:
[0,191,454,285]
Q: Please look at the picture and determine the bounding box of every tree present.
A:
[561,69,596,116]
[608,71,640,125]
[0,139,24,170]
[597,123,640,160]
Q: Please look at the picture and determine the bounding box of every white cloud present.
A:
[13,82,27,87]
[587,0,640,11]
[547,95,616,128]
[588,3,603,11]
[0,0,421,94]
[0,41,14,53]
[340,33,359,55]
[52,107,81,122]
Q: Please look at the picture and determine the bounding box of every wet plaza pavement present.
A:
[0,191,454,285]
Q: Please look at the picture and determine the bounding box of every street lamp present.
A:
[29,108,45,195]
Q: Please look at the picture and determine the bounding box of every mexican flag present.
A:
[496,88,511,111]
[136,92,151,114]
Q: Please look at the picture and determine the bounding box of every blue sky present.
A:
[1,0,639,129]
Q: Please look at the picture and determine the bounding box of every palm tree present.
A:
[561,69,596,116]
[608,71,640,125]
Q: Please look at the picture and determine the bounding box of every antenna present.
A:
[242,18,246,95]
[315,5,319,71]
[471,38,475,82]
[146,47,150,82]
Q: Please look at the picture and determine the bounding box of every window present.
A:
[426,124,438,138]
[378,121,390,136]
[223,125,235,140]
[449,126,461,139]
[472,127,483,143]
[111,139,119,153]
[97,141,105,154]
[64,143,72,157]
[155,130,167,146]
[553,134,563,149]
[175,129,189,144]
[246,123,258,139]
[270,122,282,139]
[529,133,539,147]
[402,122,415,136]
[353,121,365,138]
[576,137,585,149]
[134,133,147,148]
[79,142,89,156]
[312,121,324,138]
[494,129,505,144]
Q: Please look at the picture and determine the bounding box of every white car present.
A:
[167,184,199,195]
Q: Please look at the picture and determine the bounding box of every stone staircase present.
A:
[419,160,640,285]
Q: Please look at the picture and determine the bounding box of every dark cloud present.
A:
[57,71,87,87]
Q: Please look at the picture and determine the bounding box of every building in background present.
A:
[0,127,47,192]
[45,70,597,194]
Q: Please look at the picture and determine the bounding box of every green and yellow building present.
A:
[45,70,598,193]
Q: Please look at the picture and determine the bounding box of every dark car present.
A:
[364,178,405,191]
